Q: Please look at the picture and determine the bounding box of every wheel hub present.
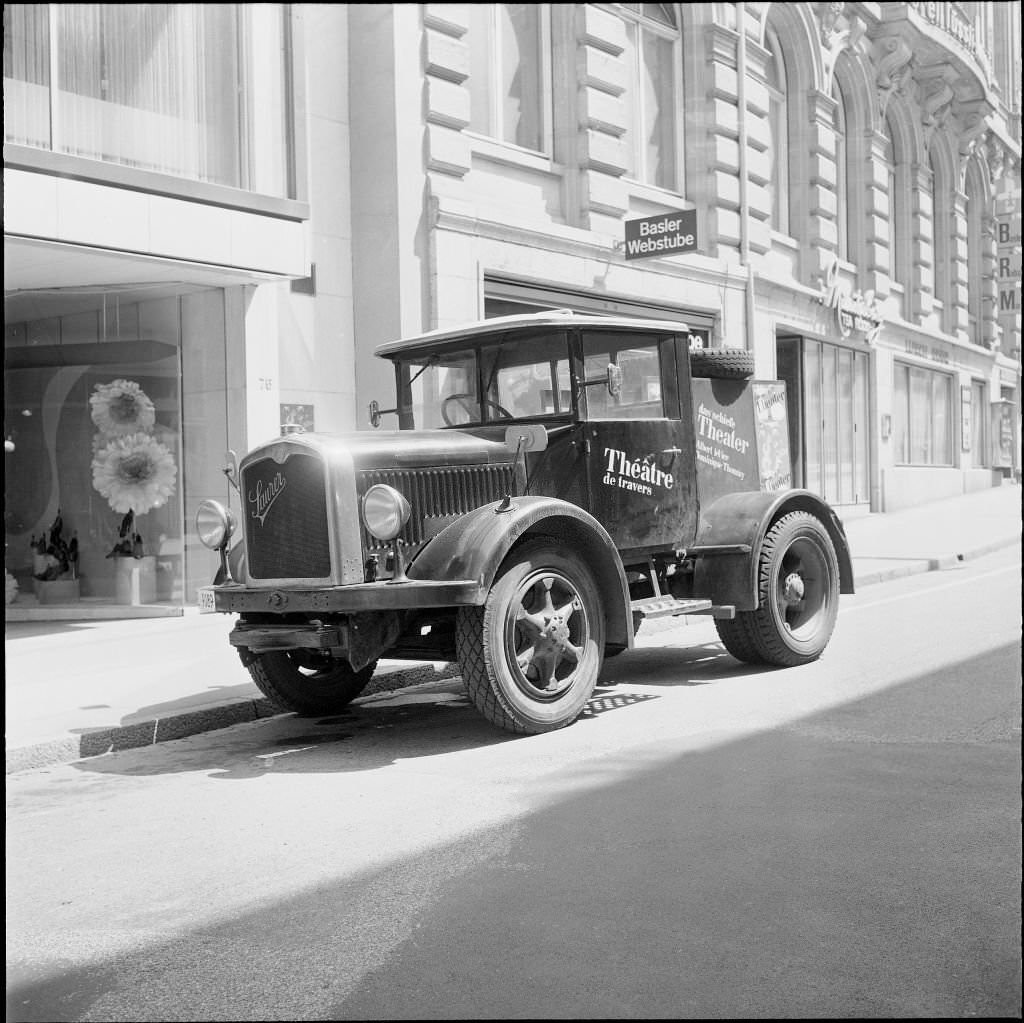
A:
[782,571,805,606]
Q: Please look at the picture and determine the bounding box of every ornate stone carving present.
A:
[985,135,1006,185]
[820,2,865,80]
[874,36,914,118]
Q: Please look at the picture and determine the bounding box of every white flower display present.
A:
[89,379,156,437]
[5,568,17,606]
[91,432,177,515]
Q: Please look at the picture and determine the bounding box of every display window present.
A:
[892,362,954,466]
[5,323,184,610]
[778,336,870,507]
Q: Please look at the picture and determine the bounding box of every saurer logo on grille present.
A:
[248,471,286,526]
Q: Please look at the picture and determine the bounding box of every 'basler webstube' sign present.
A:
[623,210,697,260]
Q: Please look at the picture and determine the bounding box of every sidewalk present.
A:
[6,483,1020,773]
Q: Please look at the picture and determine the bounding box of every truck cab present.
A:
[196,311,853,735]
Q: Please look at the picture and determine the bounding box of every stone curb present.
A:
[6,534,1019,774]
[5,663,461,775]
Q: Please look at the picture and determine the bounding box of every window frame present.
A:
[764,22,791,236]
[882,111,910,304]
[467,3,553,157]
[2,2,300,204]
[892,361,955,467]
[577,328,681,422]
[617,3,684,195]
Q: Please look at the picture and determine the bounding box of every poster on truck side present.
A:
[751,381,792,491]
[691,378,793,503]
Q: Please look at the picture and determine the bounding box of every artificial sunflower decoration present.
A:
[89,379,156,437]
[91,431,177,516]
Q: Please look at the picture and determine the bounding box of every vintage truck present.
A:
[196,311,853,734]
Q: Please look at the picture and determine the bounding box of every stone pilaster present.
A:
[701,23,743,258]
[862,130,893,298]
[804,89,840,284]
[574,4,628,235]
[423,5,471,185]
[909,162,934,318]
[980,213,1000,349]
[949,191,971,341]
[735,35,772,257]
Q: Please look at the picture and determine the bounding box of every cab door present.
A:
[578,329,698,557]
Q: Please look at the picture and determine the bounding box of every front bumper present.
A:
[199,578,484,615]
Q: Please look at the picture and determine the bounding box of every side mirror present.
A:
[368,399,382,429]
[223,450,240,493]
[607,363,623,397]
[503,424,548,453]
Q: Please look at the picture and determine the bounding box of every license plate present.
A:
[197,587,217,613]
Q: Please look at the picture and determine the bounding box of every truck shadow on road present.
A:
[68,641,757,781]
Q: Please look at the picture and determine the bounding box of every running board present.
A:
[630,596,736,621]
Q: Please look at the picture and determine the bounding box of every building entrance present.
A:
[777,335,870,510]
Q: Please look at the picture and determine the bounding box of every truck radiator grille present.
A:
[243,452,332,579]
[358,464,513,553]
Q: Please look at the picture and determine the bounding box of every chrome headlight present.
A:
[195,499,236,551]
[362,484,411,541]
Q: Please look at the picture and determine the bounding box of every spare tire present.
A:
[690,347,755,380]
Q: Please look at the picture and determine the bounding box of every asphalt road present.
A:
[6,544,1021,1021]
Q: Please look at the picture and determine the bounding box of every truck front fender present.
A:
[692,490,854,610]
[408,495,634,648]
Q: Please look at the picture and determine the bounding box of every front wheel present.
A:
[243,650,378,715]
[456,540,605,734]
[716,511,839,667]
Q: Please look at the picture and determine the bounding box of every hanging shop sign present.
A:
[818,257,883,343]
[623,210,697,260]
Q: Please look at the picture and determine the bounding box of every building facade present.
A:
[4,3,1022,617]
[3,4,353,614]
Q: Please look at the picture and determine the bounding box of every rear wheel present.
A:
[456,540,605,734]
[716,511,839,667]
[243,650,377,715]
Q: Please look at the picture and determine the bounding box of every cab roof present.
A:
[374,309,691,358]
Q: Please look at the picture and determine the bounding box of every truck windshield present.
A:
[398,331,572,428]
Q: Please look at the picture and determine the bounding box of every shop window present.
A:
[893,362,953,466]
[469,4,550,154]
[5,333,184,605]
[3,3,293,197]
[799,338,869,504]
[618,3,682,192]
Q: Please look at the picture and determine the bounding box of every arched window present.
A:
[469,4,551,153]
[619,3,682,192]
[965,161,985,346]
[765,24,790,233]
[832,77,851,262]
[881,112,907,295]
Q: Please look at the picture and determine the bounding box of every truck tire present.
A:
[690,348,755,379]
[243,650,378,715]
[715,511,839,667]
[456,539,605,734]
